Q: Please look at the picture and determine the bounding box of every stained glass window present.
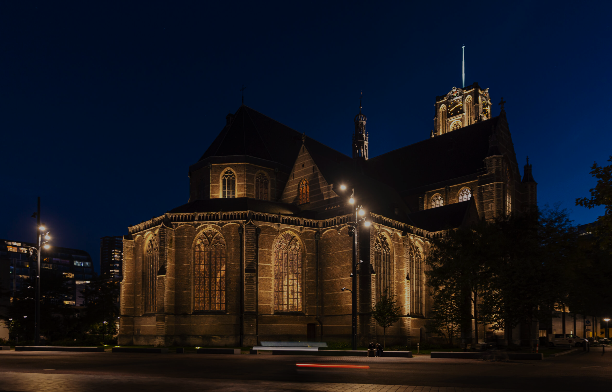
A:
[194,229,226,311]
[506,191,512,215]
[222,170,236,198]
[458,188,471,202]
[374,234,391,300]
[298,179,309,205]
[143,237,158,314]
[431,194,443,208]
[255,173,269,200]
[274,232,302,312]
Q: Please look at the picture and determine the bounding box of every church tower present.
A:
[433,82,492,136]
[353,94,368,160]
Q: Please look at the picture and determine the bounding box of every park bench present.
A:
[252,341,327,352]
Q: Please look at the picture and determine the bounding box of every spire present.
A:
[353,92,368,161]
[499,97,506,113]
[522,156,536,183]
[240,85,246,105]
[462,45,465,88]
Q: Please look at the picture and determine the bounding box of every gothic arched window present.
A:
[458,188,472,202]
[273,232,302,312]
[410,244,423,315]
[439,105,447,134]
[374,234,391,300]
[255,173,269,200]
[506,191,512,216]
[222,170,236,198]
[431,194,443,208]
[450,121,462,131]
[298,179,309,205]
[143,236,159,314]
[194,229,226,311]
[465,95,473,125]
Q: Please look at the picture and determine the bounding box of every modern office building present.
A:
[100,236,123,279]
[0,239,94,307]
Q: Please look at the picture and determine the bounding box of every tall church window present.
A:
[465,96,473,125]
[506,191,512,215]
[194,229,226,311]
[255,173,269,200]
[143,236,159,314]
[458,188,472,202]
[410,245,423,315]
[374,234,391,300]
[222,170,236,198]
[431,194,443,208]
[439,105,447,135]
[298,179,309,205]
[273,232,302,312]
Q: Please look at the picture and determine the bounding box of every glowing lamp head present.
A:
[44,234,51,241]
[364,221,371,227]
[605,318,611,322]
[358,208,365,217]
[340,184,347,191]
[43,244,51,250]
[39,225,46,231]
[349,197,355,205]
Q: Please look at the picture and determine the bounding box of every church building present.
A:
[118,83,537,347]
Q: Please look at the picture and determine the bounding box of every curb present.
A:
[552,348,580,357]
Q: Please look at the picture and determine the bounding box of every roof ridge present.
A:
[369,116,499,162]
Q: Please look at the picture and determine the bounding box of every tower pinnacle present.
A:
[353,93,368,161]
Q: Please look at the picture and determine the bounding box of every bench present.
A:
[112,347,169,353]
[0,346,11,350]
[197,348,241,354]
[253,341,327,352]
[15,346,104,352]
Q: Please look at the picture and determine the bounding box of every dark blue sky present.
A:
[1,1,610,271]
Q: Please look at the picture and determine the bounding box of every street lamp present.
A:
[339,185,370,350]
[605,318,610,339]
[32,224,51,345]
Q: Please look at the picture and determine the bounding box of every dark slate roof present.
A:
[169,198,304,216]
[407,199,477,232]
[367,116,500,192]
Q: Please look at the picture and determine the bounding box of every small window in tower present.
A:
[458,188,472,202]
[431,194,443,208]
[506,191,512,215]
[298,179,309,205]
[222,170,236,198]
[255,173,269,201]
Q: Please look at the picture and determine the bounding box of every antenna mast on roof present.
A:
[240,84,246,105]
[462,45,465,88]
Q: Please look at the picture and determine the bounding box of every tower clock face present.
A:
[449,100,463,117]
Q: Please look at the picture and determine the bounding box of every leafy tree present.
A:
[426,286,461,345]
[372,291,401,348]
[80,274,120,343]
[576,156,612,251]
[8,270,77,342]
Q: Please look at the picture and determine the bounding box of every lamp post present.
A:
[34,225,51,345]
[339,184,370,350]
[605,318,610,339]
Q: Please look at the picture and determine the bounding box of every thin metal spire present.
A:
[462,45,465,88]
[359,91,362,114]
[240,84,246,105]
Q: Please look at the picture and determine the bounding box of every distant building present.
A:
[100,236,123,279]
[0,239,94,307]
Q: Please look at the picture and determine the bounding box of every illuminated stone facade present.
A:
[118,86,537,347]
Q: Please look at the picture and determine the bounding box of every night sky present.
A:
[1,1,610,272]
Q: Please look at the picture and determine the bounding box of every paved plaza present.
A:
[0,348,610,391]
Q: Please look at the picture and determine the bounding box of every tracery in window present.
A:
[255,173,269,200]
[431,194,443,208]
[458,188,472,202]
[194,229,226,311]
[374,234,391,300]
[273,232,302,312]
[143,236,159,313]
[298,179,309,205]
[450,121,462,131]
[409,244,423,315]
[465,95,473,125]
[439,105,447,134]
[222,170,236,198]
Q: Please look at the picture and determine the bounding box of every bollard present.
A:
[417,343,420,355]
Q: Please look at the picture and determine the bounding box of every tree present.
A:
[426,286,462,345]
[80,274,120,343]
[576,156,612,251]
[372,291,401,348]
